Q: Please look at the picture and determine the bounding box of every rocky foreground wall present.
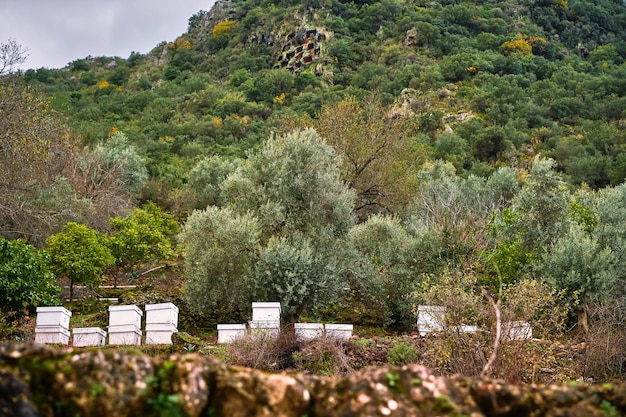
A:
[1,342,625,417]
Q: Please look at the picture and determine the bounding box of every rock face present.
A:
[274,28,327,73]
[1,342,625,417]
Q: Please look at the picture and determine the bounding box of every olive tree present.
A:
[349,214,419,329]
[180,207,260,321]
[181,129,356,322]
[539,223,617,332]
[485,157,571,286]
[188,155,240,208]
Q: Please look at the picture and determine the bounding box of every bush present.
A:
[226,327,302,371]
[387,340,421,365]
[292,337,353,376]
[0,237,60,316]
[581,300,626,381]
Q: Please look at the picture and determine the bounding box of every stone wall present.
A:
[1,342,625,417]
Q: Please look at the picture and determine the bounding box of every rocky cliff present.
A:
[1,342,625,417]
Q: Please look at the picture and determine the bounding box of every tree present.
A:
[539,223,617,333]
[180,207,260,321]
[188,156,241,208]
[73,131,148,229]
[349,214,419,329]
[0,38,28,75]
[315,94,418,221]
[253,232,355,323]
[181,129,356,323]
[0,78,91,245]
[409,162,518,278]
[507,157,571,249]
[108,202,180,287]
[0,237,59,316]
[46,223,114,301]
[221,129,356,241]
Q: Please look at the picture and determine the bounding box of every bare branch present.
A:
[481,289,502,378]
[0,38,29,75]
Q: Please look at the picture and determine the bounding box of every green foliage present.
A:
[180,206,260,321]
[504,157,572,253]
[91,131,148,196]
[46,222,114,300]
[349,215,418,329]
[188,155,241,208]
[182,129,356,322]
[0,237,60,314]
[7,0,626,332]
[254,235,344,320]
[108,201,180,274]
[387,340,420,365]
[221,129,356,241]
[540,223,617,309]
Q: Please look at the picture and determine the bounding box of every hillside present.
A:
[1,0,626,385]
[19,0,626,210]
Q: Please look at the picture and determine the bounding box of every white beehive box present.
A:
[251,302,281,322]
[295,323,323,340]
[35,325,70,344]
[36,306,72,329]
[217,324,247,344]
[145,323,178,344]
[458,325,479,334]
[325,323,353,340]
[502,321,532,340]
[73,327,106,347]
[417,305,446,336]
[249,320,280,338]
[145,303,179,326]
[108,305,143,328]
[108,324,142,345]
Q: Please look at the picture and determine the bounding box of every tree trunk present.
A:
[578,308,589,334]
[69,279,74,303]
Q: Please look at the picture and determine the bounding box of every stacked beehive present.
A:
[145,302,179,344]
[108,305,143,345]
[35,306,72,344]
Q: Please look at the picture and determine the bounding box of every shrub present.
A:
[226,327,302,371]
[292,337,353,376]
[387,340,421,365]
[212,20,239,37]
[581,300,626,381]
[0,237,60,316]
[226,332,280,370]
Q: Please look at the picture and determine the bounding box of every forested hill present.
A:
[17,0,625,216]
[3,0,626,363]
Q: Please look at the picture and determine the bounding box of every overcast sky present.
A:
[0,0,214,70]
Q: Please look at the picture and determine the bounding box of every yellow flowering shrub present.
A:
[501,35,532,56]
[212,20,239,37]
[168,37,192,50]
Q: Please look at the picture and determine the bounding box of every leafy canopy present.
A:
[46,222,114,299]
[181,129,356,322]
[0,237,59,314]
